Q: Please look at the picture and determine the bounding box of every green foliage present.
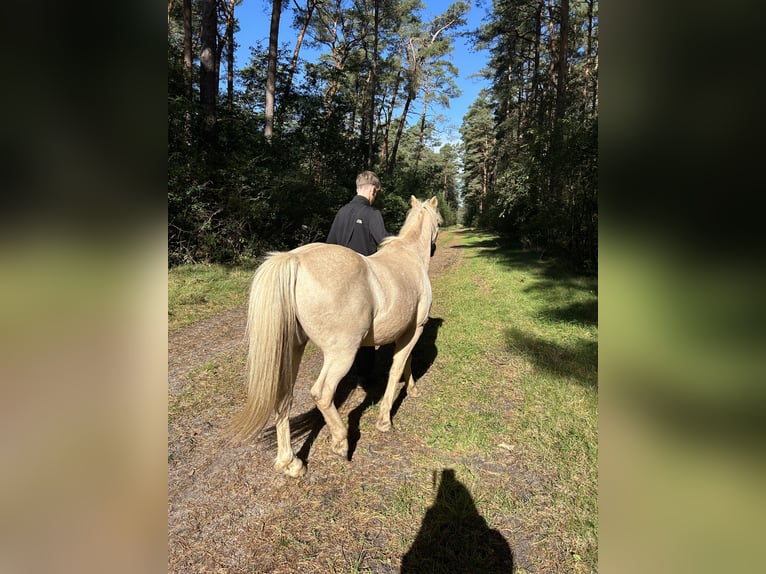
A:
[460,89,496,227]
[167,0,596,272]
[378,193,410,234]
[462,0,599,272]
[436,195,457,227]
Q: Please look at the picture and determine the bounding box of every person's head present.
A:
[356,171,381,203]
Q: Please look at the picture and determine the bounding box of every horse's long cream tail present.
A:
[231,252,299,440]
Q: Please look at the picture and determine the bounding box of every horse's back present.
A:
[291,243,370,290]
[288,241,431,348]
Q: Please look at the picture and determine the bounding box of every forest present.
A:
[168,0,598,272]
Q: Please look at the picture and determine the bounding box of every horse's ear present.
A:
[429,196,438,208]
[410,195,419,208]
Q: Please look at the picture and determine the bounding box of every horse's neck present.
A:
[399,216,432,266]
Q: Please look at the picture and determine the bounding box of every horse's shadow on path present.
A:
[261,317,444,465]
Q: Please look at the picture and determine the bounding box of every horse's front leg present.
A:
[376,323,424,432]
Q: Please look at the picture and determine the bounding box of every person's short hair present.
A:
[356,171,381,191]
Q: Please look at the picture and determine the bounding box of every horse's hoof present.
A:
[285,458,306,478]
[331,438,348,459]
[275,457,306,478]
[376,419,392,432]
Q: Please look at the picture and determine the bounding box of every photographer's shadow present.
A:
[401,468,514,573]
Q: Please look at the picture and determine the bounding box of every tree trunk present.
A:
[532,0,542,110]
[264,0,282,142]
[387,92,412,176]
[379,68,402,170]
[555,0,569,125]
[367,0,379,168]
[168,0,176,30]
[516,80,523,150]
[323,47,351,122]
[182,0,193,145]
[586,0,597,118]
[415,80,429,171]
[556,0,570,246]
[354,68,364,136]
[199,0,218,147]
[226,0,237,110]
[284,0,317,99]
[323,72,341,121]
[545,0,558,138]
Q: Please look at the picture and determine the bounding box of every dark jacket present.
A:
[326,195,388,256]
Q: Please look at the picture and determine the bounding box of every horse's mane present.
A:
[378,235,401,249]
[379,199,441,249]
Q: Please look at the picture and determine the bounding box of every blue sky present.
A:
[232,0,491,144]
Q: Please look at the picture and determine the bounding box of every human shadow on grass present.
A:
[401,468,514,573]
[260,317,444,464]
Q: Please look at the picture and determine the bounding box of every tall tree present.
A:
[264,0,283,141]
[414,2,466,169]
[379,62,402,170]
[387,2,466,175]
[367,0,380,168]
[550,0,569,212]
[460,90,495,224]
[312,0,365,121]
[224,0,239,109]
[438,143,460,210]
[182,0,193,145]
[199,0,219,147]
[583,0,597,118]
[554,0,568,128]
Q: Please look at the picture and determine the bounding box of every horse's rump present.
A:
[290,244,378,347]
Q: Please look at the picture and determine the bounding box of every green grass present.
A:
[407,228,598,571]
[168,262,255,330]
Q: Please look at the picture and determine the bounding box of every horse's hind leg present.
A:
[376,323,424,432]
[273,342,307,478]
[311,349,356,459]
[273,406,306,478]
[402,354,420,398]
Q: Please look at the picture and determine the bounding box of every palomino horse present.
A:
[232,196,441,477]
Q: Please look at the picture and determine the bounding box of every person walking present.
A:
[326,171,389,386]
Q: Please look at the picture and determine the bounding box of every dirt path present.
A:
[168,232,476,573]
